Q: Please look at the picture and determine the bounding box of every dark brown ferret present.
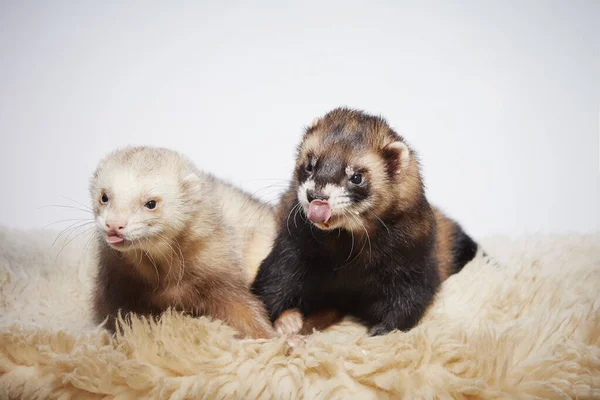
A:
[252,108,479,336]
[90,146,276,338]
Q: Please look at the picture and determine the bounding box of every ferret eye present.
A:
[349,173,363,185]
[101,193,109,203]
[145,200,157,210]
[305,162,313,173]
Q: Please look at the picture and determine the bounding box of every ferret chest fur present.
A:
[287,207,440,323]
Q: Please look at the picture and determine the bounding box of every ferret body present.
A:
[251,108,479,336]
[90,146,276,338]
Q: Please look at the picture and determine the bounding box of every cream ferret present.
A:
[90,146,276,338]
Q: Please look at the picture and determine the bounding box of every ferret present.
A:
[251,108,479,336]
[90,146,277,339]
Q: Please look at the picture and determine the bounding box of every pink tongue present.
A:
[106,234,124,244]
[307,200,332,223]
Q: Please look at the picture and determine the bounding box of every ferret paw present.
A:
[284,333,307,355]
[368,324,392,336]
[274,308,304,336]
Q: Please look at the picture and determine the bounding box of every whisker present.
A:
[238,183,287,215]
[311,224,330,244]
[286,202,300,237]
[243,178,292,183]
[60,195,93,211]
[171,237,185,287]
[62,221,95,248]
[81,228,99,261]
[339,209,356,262]
[54,225,95,264]
[39,204,93,214]
[159,234,178,267]
[350,212,372,263]
[142,237,160,293]
[369,210,391,236]
[293,203,304,229]
[242,197,278,240]
[335,211,363,268]
[309,222,322,244]
[153,233,178,291]
[135,247,143,268]
[44,218,94,229]
[52,220,95,247]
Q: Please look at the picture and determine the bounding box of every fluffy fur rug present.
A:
[0,227,598,399]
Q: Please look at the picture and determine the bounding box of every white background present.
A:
[0,1,598,238]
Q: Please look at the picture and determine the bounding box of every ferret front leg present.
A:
[367,288,433,336]
[251,237,305,324]
[212,292,277,339]
[274,308,345,335]
[274,308,304,335]
[367,311,423,336]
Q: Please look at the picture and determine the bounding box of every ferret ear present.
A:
[382,141,410,175]
[183,173,199,181]
[181,173,202,194]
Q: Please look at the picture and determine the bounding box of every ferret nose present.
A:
[105,220,127,232]
[306,189,329,203]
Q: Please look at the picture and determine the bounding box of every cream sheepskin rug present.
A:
[0,227,599,399]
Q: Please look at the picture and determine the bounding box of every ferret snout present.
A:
[105,219,128,233]
[306,189,329,202]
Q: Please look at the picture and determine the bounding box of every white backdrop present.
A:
[0,1,598,238]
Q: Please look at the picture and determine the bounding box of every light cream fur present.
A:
[1,227,599,399]
[211,181,277,281]
[91,146,276,283]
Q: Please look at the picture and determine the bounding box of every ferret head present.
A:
[295,108,422,232]
[89,146,202,252]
